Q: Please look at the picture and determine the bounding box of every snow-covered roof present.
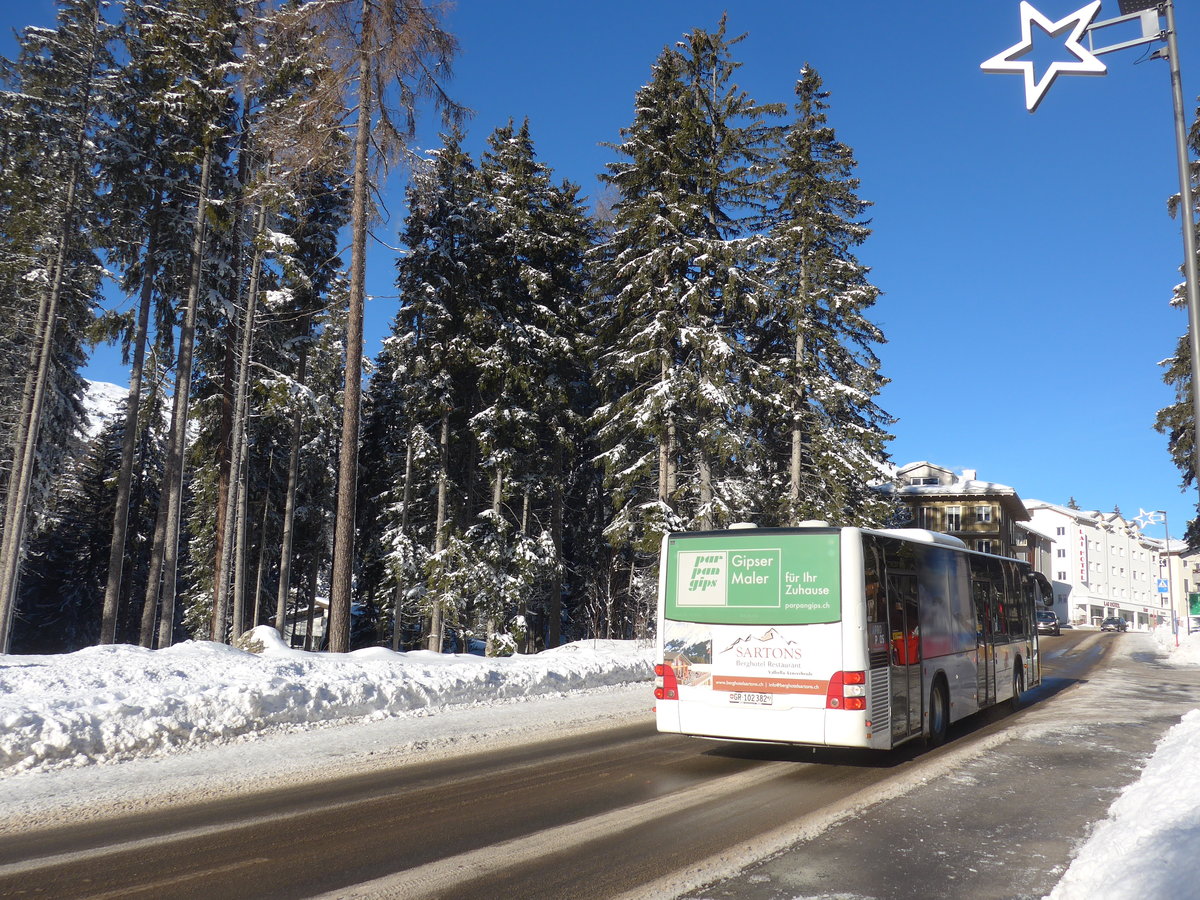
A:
[1027,500,1185,549]
[873,462,1029,519]
[1016,520,1055,542]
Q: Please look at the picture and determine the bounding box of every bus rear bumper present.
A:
[657,703,874,749]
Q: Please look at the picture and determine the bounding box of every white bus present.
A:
[653,524,1042,749]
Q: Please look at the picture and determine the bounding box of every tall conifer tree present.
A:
[0,0,110,651]
[759,65,892,526]
[594,18,778,550]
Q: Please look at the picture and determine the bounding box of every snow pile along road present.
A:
[0,628,653,775]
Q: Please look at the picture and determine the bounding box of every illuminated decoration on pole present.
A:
[1134,509,1165,530]
[984,2,1200,546]
[980,1,1106,112]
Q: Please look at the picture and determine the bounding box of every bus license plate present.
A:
[730,692,773,706]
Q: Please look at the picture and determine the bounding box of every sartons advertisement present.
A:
[662,533,842,700]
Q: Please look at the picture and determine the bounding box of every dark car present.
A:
[1100,616,1128,633]
[1037,610,1060,636]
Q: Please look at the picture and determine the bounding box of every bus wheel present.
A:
[927,680,949,748]
[1010,662,1025,714]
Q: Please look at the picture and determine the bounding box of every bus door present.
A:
[973,579,996,707]
[886,570,922,742]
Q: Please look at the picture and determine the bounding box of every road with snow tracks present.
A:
[0,628,1182,899]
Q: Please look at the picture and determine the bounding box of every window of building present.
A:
[945,507,962,530]
[1057,549,1066,558]
[1057,573,1067,582]
[916,507,937,529]
[909,477,939,486]
[1057,526,1066,536]
[975,505,993,523]
[976,540,993,553]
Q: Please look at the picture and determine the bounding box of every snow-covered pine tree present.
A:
[363,128,487,651]
[0,0,112,652]
[94,0,227,644]
[464,120,589,652]
[136,0,240,649]
[757,65,893,527]
[180,4,352,644]
[594,18,778,559]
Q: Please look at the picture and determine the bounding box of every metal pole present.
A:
[1161,510,1179,646]
[1164,1,1200,500]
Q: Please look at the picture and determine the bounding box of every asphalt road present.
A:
[0,629,1185,900]
[682,628,1200,900]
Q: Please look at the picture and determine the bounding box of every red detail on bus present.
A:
[826,671,867,710]
[655,662,679,701]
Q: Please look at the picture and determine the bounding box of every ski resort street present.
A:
[1,630,1193,899]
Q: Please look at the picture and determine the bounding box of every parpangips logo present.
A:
[687,553,724,592]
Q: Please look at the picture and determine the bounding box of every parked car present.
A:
[1037,610,1060,636]
[1100,616,1128,633]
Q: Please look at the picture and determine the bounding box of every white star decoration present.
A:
[1135,508,1165,529]
[982,1,1106,112]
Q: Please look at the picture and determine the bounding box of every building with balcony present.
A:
[872,462,1031,560]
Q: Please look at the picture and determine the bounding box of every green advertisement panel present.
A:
[664,531,841,625]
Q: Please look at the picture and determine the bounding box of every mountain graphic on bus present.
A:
[719,628,799,655]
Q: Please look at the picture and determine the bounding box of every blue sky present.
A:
[4,1,1200,535]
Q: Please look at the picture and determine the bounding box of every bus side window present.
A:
[992,590,1008,640]
[865,543,886,624]
[1002,562,1025,639]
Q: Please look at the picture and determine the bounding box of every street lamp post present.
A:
[1158,510,1177,646]
[1159,1,1200,495]
[984,1,1200,509]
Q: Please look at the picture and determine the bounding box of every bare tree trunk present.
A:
[658,358,671,505]
[0,290,51,651]
[100,195,161,644]
[698,448,713,531]
[484,471,505,657]
[216,203,266,641]
[212,336,234,636]
[304,539,321,650]
[230,441,250,638]
[329,33,373,654]
[427,410,449,651]
[154,141,213,649]
[548,448,563,649]
[138,468,171,646]
[788,265,809,523]
[274,347,307,634]
[213,100,252,632]
[391,436,413,650]
[250,458,272,631]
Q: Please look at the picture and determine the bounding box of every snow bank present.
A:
[1152,624,1200,667]
[1048,707,1200,900]
[1047,628,1200,900]
[0,628,653,776]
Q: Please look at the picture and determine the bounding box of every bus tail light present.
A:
[654,663,679,701]
[826,671,867,711]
